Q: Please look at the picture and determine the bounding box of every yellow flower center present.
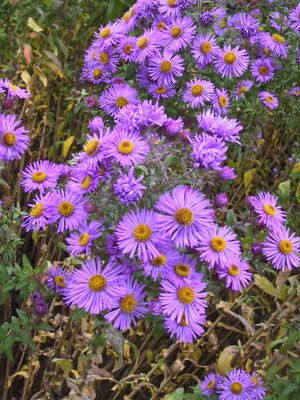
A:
[80,175,92,190]
[118,140,134,154]
[58,201,74,217]
[156,86,167,94]
[272,33,285,44]
[171,26,182,38]
[191,84,204,96]
[175,263,190,277]
[88,274,106,291]
[259,65,269,75]
[229,264,239,276]
[263,203,277,216]
[230,382,243,394]
[238,85,247,94]
[9,83,18,91]
[115,96,129,108]
[100,27,111,39]
[175,208,194,225]
[120,294,137,313]
[157,21,166,30]
[177,286,195,304]
[79,232,90,246]
[54,275,66,288]
[151,254,167,267]
[160,60,172,73]
[2,132,16,146]
[30,203,44,218]
[201,42,212,54]
[124,44,133,55]
[224,51,237,64]
[278,240,293,255]
[32,171,47,183]
[133,224,152,242]
[137,37,148,49]
[93,68,102,79]
[99,52,109,64]
[218,95,228,107]
[210,236,227,252]
[265,95,274,104]
[168,0,176,6]
[207,380,216,390]
[84,139,100,156]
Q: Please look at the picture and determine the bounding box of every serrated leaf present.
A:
[27,17,43,33]
[63,136,75,158]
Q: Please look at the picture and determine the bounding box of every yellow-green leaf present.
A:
[27,17,43,33]
[254,274,277,297]
[35,66,47,87]
[278,180,290,201]
[243,169,256,194]
[53,358,72,379]
[292,161,300,173]
[62,136,75,158]
[217,346,239,375]
[20,71,31,88]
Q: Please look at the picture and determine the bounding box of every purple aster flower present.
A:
[251,58,275,83]
[94,22,124,49]
[201,373,222,396]
[96,47,119,73]
[160,16,196,52]
[164,313,206,343]
[199,11,215,27]
[148,50,184,85]
[49,189,87,233]
[136,65,151,87]
[263,227,300,271]
[0,79,30,99]
[115,209,160,262]
[113,167,146,205]
[190,133,227,171]
[105,233,120,259]
[105,278,147,330]
[183,78,215,108]
[165,253,203,284]
[250,373,266,400]
[260,32,289,58]
[21,160,60,193]
[159,277,207,323]
[107,128,149,167]
[64,258,125,314]
[86,62,110,85]
[142,241,180,281]
[215,193,228,208]
[251,241,263,256]
[67,167,100,195]
[191,34,218,68]
[0,114,30,161]
[133,30,159,63]
[118,36,137,62]
[197,110,243,144]
[119,5,137,33]
[251,192,286,230]
[155,185,214,248]
[47,265,72,295]
[85,95,98,108]
[197,224,241,269]
[135,0,159,20]
[30,291,48,315]
[269,12,288,32]
[259,91,279,109]
[23,192,57,231]
[76,128,110,168]
[214,44,249,79]
[212,88,231,115]
[218,369,254,400]
[236,13,260,39]
[148,82,176,99]
[289,87,300,96]
[158,0,182,19]
[163,117,184,137]
[218,166,237,181]
[233,80,253,100]
[289,3,300,34]
[99,83,139,116]
[66,220,103,256]
[217,258,252,292]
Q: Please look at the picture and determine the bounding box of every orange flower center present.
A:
[88,274,106,291]
[80,175,92,190]
[210,236,227,252]
[230,382,243,394]
[191,84,204,96]
[175,208,194,225]
[84,139,100,156]
[201,42,212,54]
[2,132,16,146]
[160,61,172,73]
[151,254,167,267]
[54,275,66,288]
[115,96,129,108]
[99,52,109,64]
[218,95,228,107]
[229,264,239,276]
[32,171,47,183]
[100,27,111,39]
[120,294,137,313]
[30,203,44,218]
[263,203,276,216]
[118,140,134,154]
[124,44,133,55]
[79,233,90,246]
[175,263,190,277]
[58,201,74,217]
[177,286,195,304]
[133,224,152,242]
[272,33,285,44]
[278,240,293,255]
[224,51,237,64]
[259,65,269,75]
[137,37,148,49]
[156,86,167,94]
[171,26,182,38]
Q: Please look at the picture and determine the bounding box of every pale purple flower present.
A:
[214,45,249,79]
[190,133,227,171]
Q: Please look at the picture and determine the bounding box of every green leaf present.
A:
[53,358,72,378]
[278,180,290,201]
[27,17,43,33]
